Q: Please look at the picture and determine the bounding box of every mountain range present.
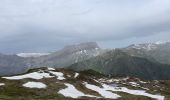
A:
[69,49,170,80]
[1,41,170,80]
[0,42,105,75]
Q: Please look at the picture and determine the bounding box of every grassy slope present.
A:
[0,68,169,100]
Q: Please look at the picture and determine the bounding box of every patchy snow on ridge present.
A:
[103,84,164,100]
[17,53,50,58]
[0,83,5,86]
[58,83,98,98]
[23,82,47,89]
[84,82,120,99]
[3,71,53,80]
[49,71,65,80]
[3,69,65,81]
[129,82,140,87]
[84,81,164,100]
[74,73,79,78]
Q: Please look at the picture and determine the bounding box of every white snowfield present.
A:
[3,71,54,80]
[49,71,65,80]
[84,82,121,99]
[17,53,50,58]
[0,83,5,86]
[58,83,98,98]
[23,82,47,89]
[102,84,164,100]
[74,73,79,78]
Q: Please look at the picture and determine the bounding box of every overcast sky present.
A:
[0,0,170,53]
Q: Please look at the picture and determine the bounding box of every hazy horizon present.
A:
[2,40,169,54]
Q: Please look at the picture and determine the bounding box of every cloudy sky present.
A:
[0,0,170,53]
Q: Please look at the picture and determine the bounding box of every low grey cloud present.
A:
[0,0,170,53]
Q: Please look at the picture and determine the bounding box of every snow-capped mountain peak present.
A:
[127,41,170,51]
[155,40,170,45]
[128,43,157,51]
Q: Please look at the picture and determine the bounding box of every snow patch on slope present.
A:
[103,84,164,100]
[23,82,47,89]
[129,82,140,87]
[3,71,53,80]
[74,73,79,78]
[58,83,98,98]
[3,69,66,81]
[49,71,65,80]
[84,82,121,99]
[0,83,5,86]
[47,67,55,71]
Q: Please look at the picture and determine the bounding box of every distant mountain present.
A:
[123,41,170,65]
[1,41,170,80]
[68,49,170,80]
[0,54,28,75]
[27,42,106,68]
[0,42,106,76]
